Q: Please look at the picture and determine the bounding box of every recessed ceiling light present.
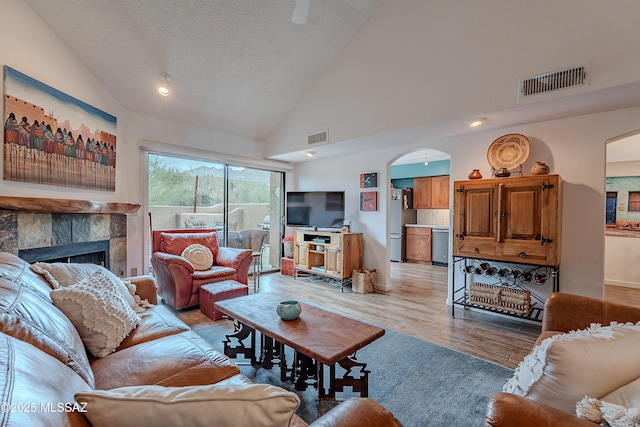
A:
[305,151,316,157]
[468,117,486,128]
[158,73,171,96]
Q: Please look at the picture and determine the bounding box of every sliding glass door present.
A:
[227,166,283,274]
[147,153,283,275]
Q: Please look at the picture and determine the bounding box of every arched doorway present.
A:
[605,131,640,303]
[389,148,451,265]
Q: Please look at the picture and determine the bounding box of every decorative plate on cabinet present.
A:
[487,133,531,171]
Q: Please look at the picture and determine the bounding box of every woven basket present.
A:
[352,269,377,294]
[468,283,532,316]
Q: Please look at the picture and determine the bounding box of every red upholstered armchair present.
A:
[151,229,252,310]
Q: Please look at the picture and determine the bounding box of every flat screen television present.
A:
[286,191,345,228]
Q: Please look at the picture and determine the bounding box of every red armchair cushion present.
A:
[159,232,220,259]
[193,268,236,281]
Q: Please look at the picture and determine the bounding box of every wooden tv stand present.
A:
[293,230,363,291]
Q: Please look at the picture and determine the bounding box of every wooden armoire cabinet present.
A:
[452,175,562,266]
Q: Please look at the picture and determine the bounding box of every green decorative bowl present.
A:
[277,300,301,321]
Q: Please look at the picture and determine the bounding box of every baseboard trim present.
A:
[605,280,640,289]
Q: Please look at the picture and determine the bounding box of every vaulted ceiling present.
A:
[22,0,640,165]
[24,0,385,141]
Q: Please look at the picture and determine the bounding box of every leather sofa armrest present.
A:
[126,274,158,305]
[542,292,640,334]
[542,292,606,333]
[152,252,195,273]
[309,398,403,427]
[484,392,594,427]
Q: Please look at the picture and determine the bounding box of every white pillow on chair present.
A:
[181,244,214,271]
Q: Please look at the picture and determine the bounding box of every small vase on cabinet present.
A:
[468,169,482,180]
[531,161,550,175]
[495,168,511,177]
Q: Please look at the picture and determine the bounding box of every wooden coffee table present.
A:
[214,293,385,403]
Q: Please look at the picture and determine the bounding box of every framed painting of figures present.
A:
[3,66,117,191]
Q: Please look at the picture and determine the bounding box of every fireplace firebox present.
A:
[19,240,110,269]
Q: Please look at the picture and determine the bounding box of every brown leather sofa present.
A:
[150,229,253,309]
[484,292,640,427]
[0,252,401,427]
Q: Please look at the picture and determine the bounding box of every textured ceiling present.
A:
[24,0,385,140]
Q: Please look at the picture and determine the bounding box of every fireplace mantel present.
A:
[0,196,140,214]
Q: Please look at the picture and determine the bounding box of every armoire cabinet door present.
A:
[453,175,561,266]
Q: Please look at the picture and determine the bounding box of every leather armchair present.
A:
[484,292,640,427]
[151,229,252,310]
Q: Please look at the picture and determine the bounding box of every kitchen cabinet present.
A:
[452,174,562,266]
[431,176,450,208]
[414,176,450,209]
[413,177,431,209]
[405,227,432,263]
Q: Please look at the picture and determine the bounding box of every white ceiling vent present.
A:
[308,129,329,145]
[520,66,586,97]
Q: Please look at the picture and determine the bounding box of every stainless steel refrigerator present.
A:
[390,190,417,262]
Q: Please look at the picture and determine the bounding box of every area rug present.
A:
[193,320,513,426]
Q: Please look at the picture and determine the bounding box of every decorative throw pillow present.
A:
[600,402,640,427]
[576,396,605,423]
[75,383,300,427]
[122,279,154,312]
[503,322,640,414]
[577,377,640,424]
[50,270,142,358]
[577,397,640,427]
[31,262,138,310]
[181,244,214,270]
[603,376,640,409]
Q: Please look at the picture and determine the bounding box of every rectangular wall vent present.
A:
[521,66,586,97]
[308,129,329,145]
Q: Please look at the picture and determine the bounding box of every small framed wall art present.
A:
[360,172,378,188]
[360,191,378,211]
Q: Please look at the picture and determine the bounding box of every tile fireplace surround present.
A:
[0,196,140,277]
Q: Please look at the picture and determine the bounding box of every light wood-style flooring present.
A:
[605,283,640,308]
[178,262,541,369]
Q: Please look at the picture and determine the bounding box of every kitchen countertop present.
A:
[405,224,450,229]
